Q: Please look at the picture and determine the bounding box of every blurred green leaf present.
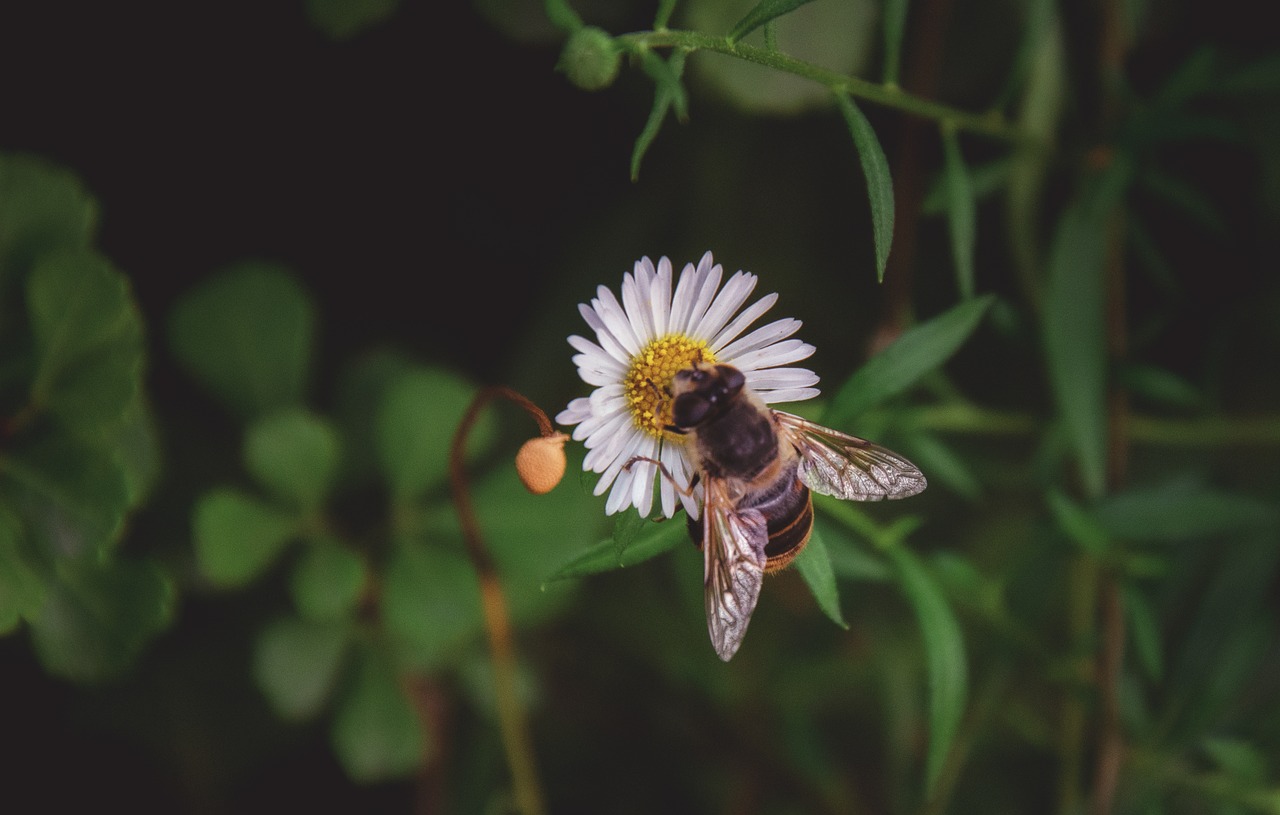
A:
[887,543,968,794]
[1117,363,1205,411]
[1,435,132,559]
[0,152,97,286]
[1137,165,1228,237]
[1123,585,1164,680]
[1092,480,1278,543]
[1214,51,1280,95]
[545,516,686,583]
[1046,489,1110,554]
[376,367,494,504]
[880,0,909,85]
[632,49,688,182]
[254,616,352,721]
[244,408,341,511]
[168,261,315,419]
[305,0,399,40]
[834,93,895,282]
[1200,737,1267,784]
[825,295,993,427]
[901,430,982,501]
[816,516,891,582]
[795,524,847,628]
[26,248,143,432]
[26,556,173,682]
[114,397,162,506]
[194,488,300,587]
[726,0,816,43]
[923,158,1013,215]
[290,537,367,622]
[1042,170,1126,499]
[942,126,977,299]
[382,541,481,670]
[331,646,424,783]
[0,507,44,633]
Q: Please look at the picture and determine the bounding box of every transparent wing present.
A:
[774,411,927,501]
[701,477,768,661]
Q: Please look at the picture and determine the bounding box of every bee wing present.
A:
[774,411,927,501]
[701,476,768,661]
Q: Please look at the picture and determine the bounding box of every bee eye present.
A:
[672,393,711,428]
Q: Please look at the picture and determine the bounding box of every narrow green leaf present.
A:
[331,646,424,782]
[887,543,968,794]
[168,261,315,419]
[1046,489,1110,554]
[375,367,494,503]
[290,538,367,622]
[1123,585,1163,680]
[825,295,993,427]
[834,93,895,282]
[26,248,144,432]
[546,517,687,583]
[880,0,909,85]
[1042,185,1117,499]
[941,126,977,299]
[194,488,300,587]
[27,557,174,682]
[899,431,982,500]
[922,157,1013,215]
[244,408,341,510]
[727,0,817,44]
[382,542,481,670]
[795,525,847,628]
[543,0,583,34]
[632,50,688,181]
[1116,362,1204,411]
[815,516,891,582]
[0,508,45,633]
[1092,480,1277,543]
[1213,51,1280,96]
[653,0,678,29]
[254,616,352,721]
[305,0,399,40]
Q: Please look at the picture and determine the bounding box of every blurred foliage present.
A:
[2,0,1280,814]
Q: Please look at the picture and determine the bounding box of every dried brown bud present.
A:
[515,433,569,495]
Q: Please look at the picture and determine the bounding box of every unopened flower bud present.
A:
[557,27,620,92]
[515,433,569,494]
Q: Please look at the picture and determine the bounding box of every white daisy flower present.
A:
[556,251,820,519]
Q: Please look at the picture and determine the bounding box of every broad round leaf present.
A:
[331,647,425,782]
[290,538,367,622]
[0,152,98,281]
[0,508,45,633]
[244,409,340,510]
[254,616,352,721]
[194,488,300,587]
[381,541,481,670]
[168,262,315,419]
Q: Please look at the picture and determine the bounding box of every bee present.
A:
[630,362,927,661]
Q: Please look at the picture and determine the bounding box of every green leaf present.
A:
[632,50,688,182]
[545,517,687,583]
[194,488,300,587]
[305,0,399,40]
[1123,585,1163,680]
[795,525,847,628]
[1042,175,1125,499]
[0,152,98,284]
[825,295,993,427]
[331,646,424,783]
[880,0,909,85]
[941,126,977,299]
[254,616,352,721]
[923,157,1013,216]
[27,556,173,682]
[727,0,817,43]
[1116,363,1204,411]
[0,508,45,633]
[899,431,982,500]
[26,248,144,433]
[887,543,968,795]
[375,367,494,503]
[1,435,133,559]
[1046,489,1110,554]
[835,93,895,282]
[382,542,481,670]
[168,261,315,419]
[290,538,367,622]
[816,516,891,582]
[244,408,341,510]
[1091,480,1277,543]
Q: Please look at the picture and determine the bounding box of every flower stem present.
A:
[450,386,555,815]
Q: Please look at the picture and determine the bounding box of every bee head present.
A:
[670,363,745,429]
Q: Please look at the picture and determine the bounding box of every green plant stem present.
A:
[615,30,1035,145]
[450,386,551,815]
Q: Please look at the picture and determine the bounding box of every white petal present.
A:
[708,292,777,351]
[760,386,821,404]
[744,367,821,391]
[650,256,673,336]
[556,397,593,426]
[729,338,815,372]
[621,270,655,343]
[594,285,642,356]
[715,317,801,361]
[680,258,724,335]
[579,303,632,365]
[697,271,757,341]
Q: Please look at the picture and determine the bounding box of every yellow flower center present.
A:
[624,335,716,439]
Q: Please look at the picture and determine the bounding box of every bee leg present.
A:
[623,455,696,498]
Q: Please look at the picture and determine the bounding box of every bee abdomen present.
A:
[762,482,812,573]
